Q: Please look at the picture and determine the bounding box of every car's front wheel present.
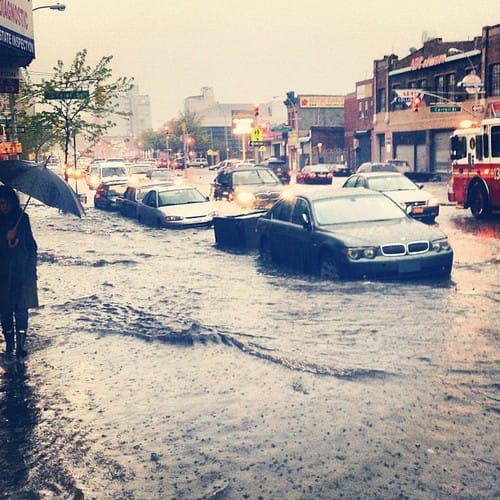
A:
[318,251,341,280]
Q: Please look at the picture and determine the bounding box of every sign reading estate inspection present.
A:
[0,0,35,59]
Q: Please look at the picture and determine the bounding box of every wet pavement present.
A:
[0,173,498,499]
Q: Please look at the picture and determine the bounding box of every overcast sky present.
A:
[29,0,498,128]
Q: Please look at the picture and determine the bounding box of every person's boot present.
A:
[16,331,27,358]
[3,330,14,355]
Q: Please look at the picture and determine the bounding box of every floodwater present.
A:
[0,180,499,499]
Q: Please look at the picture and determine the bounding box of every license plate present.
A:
[398,260,421,273]
[412,206,424,214]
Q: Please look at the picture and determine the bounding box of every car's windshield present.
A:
[103,166,127,176]
[313,194,406,224]
[367,175,417,192]
[158,188,206,206]
[233,169,279,186]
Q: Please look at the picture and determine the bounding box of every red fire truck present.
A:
[448,117,500,218]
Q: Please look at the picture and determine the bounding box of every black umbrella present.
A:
[0,159,85,218]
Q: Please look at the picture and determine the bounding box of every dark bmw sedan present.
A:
[256,188,453,280]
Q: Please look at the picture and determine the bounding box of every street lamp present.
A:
[448,47,483,116]
[32,3,66,11]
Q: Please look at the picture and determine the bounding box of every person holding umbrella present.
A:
[0,185,38,358]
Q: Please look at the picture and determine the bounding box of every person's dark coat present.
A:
[0,209,38,314]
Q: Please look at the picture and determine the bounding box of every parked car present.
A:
[389,159,412,175]
[209,158,242,171]
[296,164,333,184]
[126,163,154,185]
[136,185,218,228]
[93,180,129,211]
[116,183,169,218]
[342,172,440,223]
[145,168,175,183]
[356,162,399,174]
[170,157,187,170]
[86,163,129,190]
[187,158,208,168]
[256,187,453,280]
[256,158,290,184]
[156,157,170,168]
[327,163,351,177]
[211,164,284,210]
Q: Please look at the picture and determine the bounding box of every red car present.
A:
[296,164,333,184]
[156,157,169,168]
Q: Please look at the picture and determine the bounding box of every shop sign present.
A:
[410,54,446,71]
[299,95,344,108]
[0,0,34,57]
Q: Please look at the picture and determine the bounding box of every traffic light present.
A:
[253,104,260,117]
[411,96,422,112]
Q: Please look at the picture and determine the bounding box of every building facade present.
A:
[0,0,34,158]
[369,24,500,175]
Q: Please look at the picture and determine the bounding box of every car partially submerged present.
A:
[342,172,440,223]
[211,164,284,210]
[137,185,218,228]
[256,187,453,280]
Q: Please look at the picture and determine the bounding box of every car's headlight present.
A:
[345,246,377,260]
[235,191,256,206]
[432,238,451,252]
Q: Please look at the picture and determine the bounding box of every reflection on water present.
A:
[0,359,38,495]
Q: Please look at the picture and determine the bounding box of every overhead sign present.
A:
[430,105,461,113]
[394,89,423,99]
[0,0,35,59]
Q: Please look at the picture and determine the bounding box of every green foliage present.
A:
[20,49,134,164]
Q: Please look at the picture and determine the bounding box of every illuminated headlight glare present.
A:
[235,191,256,206]
[432,238,450,252]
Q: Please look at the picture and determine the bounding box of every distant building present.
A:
[184,87,287,160]
[111,85,152,138]
[283,91,345,170]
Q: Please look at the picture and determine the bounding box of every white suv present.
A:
[86,163,129,189]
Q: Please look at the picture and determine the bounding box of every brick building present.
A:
[343,24,500,175]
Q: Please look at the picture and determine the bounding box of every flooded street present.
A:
[1,177,499,499]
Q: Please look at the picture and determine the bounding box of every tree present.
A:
[137,128,166,153]
[20,49,133,173]
[165,110,210,156]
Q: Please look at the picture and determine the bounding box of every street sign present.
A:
[430,105,461,113]
[249,141,265,147]
[472,104,485,113]
[250,127,264,142]
[44,90,89,100]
